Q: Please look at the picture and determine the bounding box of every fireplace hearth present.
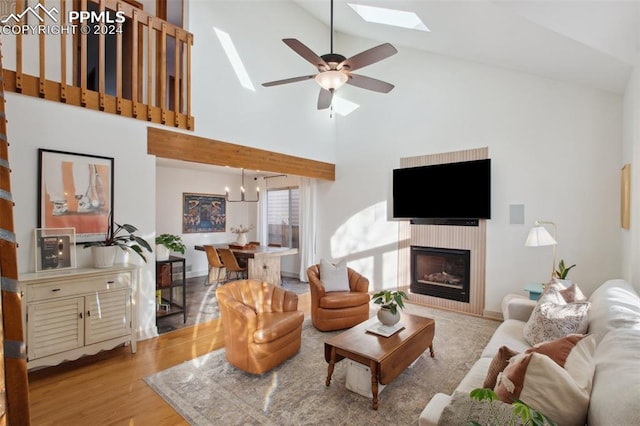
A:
[411,246,470,303]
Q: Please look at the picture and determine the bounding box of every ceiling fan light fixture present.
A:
[315,70,348,91]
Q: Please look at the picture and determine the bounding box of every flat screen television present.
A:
[392,159,491,220]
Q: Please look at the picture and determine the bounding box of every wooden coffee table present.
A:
[324,313,435,410]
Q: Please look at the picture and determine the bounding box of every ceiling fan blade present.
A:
[317,88,333,110]
[283,38,329,71]
[262,75,316,87]
[339,43,398,72]
[347,74,395,93]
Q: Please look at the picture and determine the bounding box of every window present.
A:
[267,188,299,248]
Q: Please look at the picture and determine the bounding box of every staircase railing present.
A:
[1,0,194,130]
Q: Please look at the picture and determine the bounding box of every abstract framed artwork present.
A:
[38,149,114,243]
[183,192,226,233]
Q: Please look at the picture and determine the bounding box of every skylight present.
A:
[213,27,255,91]
[333,96,360,116]
[348,3,429,32]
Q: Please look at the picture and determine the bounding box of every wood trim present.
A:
[2,69,193,130]
[0,38,32,424]
[147,127,335,181]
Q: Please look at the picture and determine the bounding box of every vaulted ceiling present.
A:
[293,0,639,94]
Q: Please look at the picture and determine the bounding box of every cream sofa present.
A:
[419,279,640,425]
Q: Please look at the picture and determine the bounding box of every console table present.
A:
[19,264,137,369]
[156,256,186,323]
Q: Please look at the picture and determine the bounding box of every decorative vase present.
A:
[236,232,248,246]
[92,246,117,268]
[156,244,170,261]
[377,306,401,327]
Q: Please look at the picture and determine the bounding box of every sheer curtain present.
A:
[257,177,268,244]
[298,177,317,282]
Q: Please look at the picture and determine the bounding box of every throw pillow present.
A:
[495,352,590,426]
[483,346,519,389]
[559,282,587,303]
[525,333,585,367]
[319,259,350,292]
[523,284,590,346]
[438,391,526,426]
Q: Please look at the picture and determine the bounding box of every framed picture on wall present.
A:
[183,192,226,233]
[34,227,76,272]
[38,149,114,243]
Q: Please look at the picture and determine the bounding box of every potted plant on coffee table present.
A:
[83,215,152,268]
[155,233,186,261]
[372,289,409,327]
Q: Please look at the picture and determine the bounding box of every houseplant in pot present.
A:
[372,289,409,326]
[155,233,186,261]
[83,216,152,268]
[553,259,576,286]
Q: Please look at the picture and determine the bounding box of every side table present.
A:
[156,256,187,323]
[524,282,544,301]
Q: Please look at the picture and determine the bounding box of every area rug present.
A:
[145,304,499,425]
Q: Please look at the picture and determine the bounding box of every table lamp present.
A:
[525,220,557,281]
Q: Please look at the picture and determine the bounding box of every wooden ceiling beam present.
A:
[147,127,335,181]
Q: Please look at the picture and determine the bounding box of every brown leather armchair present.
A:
[306,264,370,331]
[216,279,304,374]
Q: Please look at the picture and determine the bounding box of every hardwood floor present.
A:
[26,293,311,425]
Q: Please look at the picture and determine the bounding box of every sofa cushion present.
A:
[587,279,640,343]
[481,319,531,358]
[254,311,304,344]
[523,284,590,346]
[589,328,640,426]
[495,352,589,426]
[319,258,350,292]
[454,357,492,394]
[483,346,519,389]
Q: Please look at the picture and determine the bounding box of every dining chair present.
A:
[218,248,248,281]
[204,245,226,287]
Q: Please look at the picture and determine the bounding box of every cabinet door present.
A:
[27,297,84,360]
[85,289,132,345]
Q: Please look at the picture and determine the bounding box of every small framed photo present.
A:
[34,228,76,272]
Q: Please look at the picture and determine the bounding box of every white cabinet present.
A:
[20,264,137,369]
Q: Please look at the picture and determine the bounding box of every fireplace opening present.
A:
[411,246,470,303]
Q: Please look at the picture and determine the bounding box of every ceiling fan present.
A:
[261,0,398,110]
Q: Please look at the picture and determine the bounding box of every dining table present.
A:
[195,243,298,285]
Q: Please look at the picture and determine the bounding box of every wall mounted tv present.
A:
[392,158,491,222]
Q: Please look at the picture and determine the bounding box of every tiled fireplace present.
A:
[397,147,488,316]
[411,246,470,303]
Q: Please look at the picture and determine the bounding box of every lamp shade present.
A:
[525,226,557,247]
[315,70,348,91]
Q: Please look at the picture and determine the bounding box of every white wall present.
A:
[622,66,640,292]
[187,1,336,164]
[316,34,623,313]
[7,94,159,340]
[155,165,258,278]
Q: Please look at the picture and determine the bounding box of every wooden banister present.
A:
[2,0,194,130]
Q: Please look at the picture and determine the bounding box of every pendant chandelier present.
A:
[225,168,259,202]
